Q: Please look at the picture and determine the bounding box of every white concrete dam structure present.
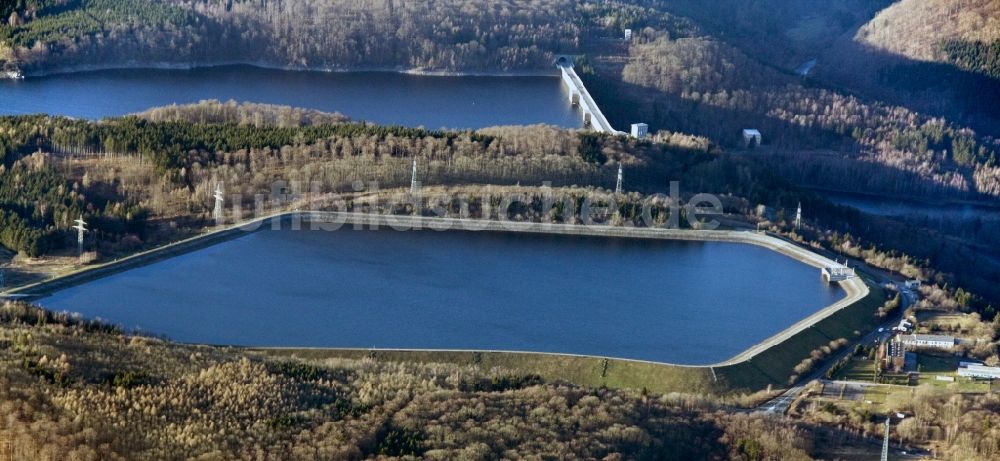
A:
[558,62,623,135]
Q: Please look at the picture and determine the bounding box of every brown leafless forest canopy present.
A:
[0,303,822,460]
[858,0,1000,63]
[1,0,585,72]
[3,1,1000,201]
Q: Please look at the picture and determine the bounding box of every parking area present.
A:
[820,381,870,401]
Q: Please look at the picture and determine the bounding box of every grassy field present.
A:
[917,353,957,374]
[829,348,988,388]
[861,379,992,413]
[831,358,877,382]
[261,280,888,395]
[915,310,981,335]
[913,353,994,391]
[915,311,967,324]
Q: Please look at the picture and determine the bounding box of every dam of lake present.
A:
[0,65,581,129]
[40,227,846,365]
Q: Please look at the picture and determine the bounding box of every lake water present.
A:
[826,192,999,220]
[0,65,582,129]
[41,228,845,365]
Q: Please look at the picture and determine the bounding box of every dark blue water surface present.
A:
[825,191,1000,220]
[0,65,581,129]
[41,228,845,364]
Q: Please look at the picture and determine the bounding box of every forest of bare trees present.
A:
[857,0,1000,64]
[6,1,999,204]
[1,0,584,74]
[0,101,714,258]
[0,301,823,460]
[137,100,351,127]
[591,25,1000,202]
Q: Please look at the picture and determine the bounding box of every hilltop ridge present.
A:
[857,0,1000,78]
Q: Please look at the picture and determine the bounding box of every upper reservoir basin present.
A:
[0,65,582,129]
[40,227,845,365]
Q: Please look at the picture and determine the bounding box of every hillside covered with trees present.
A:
[0,101,714,260]
[0,0,584,74]
[581,14,1000,203]
[4,0,1000,205]
[0,302,821,460]
[857,0,1000,74]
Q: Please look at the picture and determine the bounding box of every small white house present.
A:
[624,29,633,41]
[630,123,648,139]
[742,129,762,148]
[900,334,955,350]
[904,280,921,289]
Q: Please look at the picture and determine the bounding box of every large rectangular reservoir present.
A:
[40,227,846,365]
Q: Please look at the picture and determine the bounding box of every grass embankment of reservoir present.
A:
[712,280,885,390]
[259,280,885,396]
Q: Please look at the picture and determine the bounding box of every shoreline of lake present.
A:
[12,212,870,367]
[0,65,580,128]
[12,61,561,80]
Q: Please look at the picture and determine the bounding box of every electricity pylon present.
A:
[410,159,419,194]
[72,217,87,255]
[213,183,225,225]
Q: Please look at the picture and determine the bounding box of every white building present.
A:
[624,29,633,41]
[822,265,855,282]
[630,123,648,139]
[900,334,955,350]
[742,129,762,148]
[958,364,1000,379]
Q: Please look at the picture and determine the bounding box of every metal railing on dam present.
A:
[4,211,870,370]
[558,63,622,135]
